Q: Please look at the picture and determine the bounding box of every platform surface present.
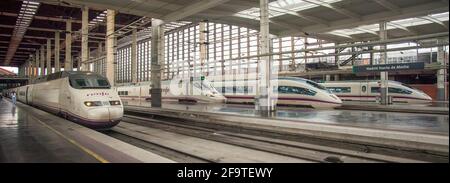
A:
[0,99,98,162]
[123,100,449,134]
[0,98,174,163]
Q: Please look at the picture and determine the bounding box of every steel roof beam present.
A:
[162,0,231,22]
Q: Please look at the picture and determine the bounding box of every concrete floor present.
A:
[0,99,98,163]
[123,99,449,134]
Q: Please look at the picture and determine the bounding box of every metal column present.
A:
[65,20,72,71]
[199,21,207,76]
[35,50,39,76]
[106,9,116,86]
[81,6,89,71]
[131,29,137,84]
[40,45,45,76]
[150,18,164,108]
[437,39,447,102]
[46,39,51,74]
[55,32,60,72]
[379,22,389,105]
[257,0,275,115]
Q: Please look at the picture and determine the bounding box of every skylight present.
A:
[88,10,107,28]
[234,0,342,20]
[327,12,449,38]
[3,1,39,65]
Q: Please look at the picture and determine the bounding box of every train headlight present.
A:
[109,100,121,105]
[84,101,102,107]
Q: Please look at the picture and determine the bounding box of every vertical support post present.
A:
[379,22,389,105]
[150,18,164,108]
[81,6,89,71]
[40,45,45,76]
[291,37,295,69]
[46,39,52,74]
[199,21,207,76]
[326,75,331,81]
[106,9,116,86]
[28,60,32,83]
[437,39,447,102]
[334,74,339,81]
[334,46,339,67]
[257,0,275,115]
[351,46,355,65]
[35,50,39,76]
[55,31,60,72]
[131,29,138,84]
[76,55,80,71]
[369,46,374,65]
[65,20,72,71]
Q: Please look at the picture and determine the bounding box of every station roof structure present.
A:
[0,0,448,67]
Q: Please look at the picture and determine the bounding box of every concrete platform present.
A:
[0,98,174,163]
[123,100,449,154]
[122,100,449,134]
[338,101,449,115]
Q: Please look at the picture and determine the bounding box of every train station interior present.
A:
[0,0,448,163]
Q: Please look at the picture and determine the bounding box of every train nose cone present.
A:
[109,106,124,120]
[86,108,110,121]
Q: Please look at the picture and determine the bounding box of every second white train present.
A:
[322,80,432,104]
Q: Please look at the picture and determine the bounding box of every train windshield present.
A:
[306,81,331,93]
[69,74,111,89]
[401,83,425,94]
[193,80,217,92]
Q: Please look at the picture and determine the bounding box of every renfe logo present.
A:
[86,92,110,97]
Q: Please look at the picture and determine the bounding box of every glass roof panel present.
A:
[327,12,449,38]
[234,0,342,20]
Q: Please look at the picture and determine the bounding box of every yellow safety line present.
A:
[31,110,110,163]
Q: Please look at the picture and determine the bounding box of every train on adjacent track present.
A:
[209,75,342,109]
[322,80,432,104]
[116,76,226,103]
[4,71,123,130]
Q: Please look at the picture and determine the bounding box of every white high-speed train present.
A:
[116,76,226,103]
[6,71,123,130]
[322,80,432,104]
[210,75,342,108]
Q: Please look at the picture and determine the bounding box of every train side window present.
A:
[328,87,351,93]
[371,87,380,93]
[361,86,367,93]
[389,87,412,94]
[278,86,289,94]
[247,86,253,93]
[278,86,316,96]
[118,91,128,96]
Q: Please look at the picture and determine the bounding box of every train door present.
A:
[60,80,72,114]
[25,86,29,104]
[360,82,369,102]
[27,86,33,105]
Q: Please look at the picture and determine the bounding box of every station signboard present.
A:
[352,62,425,73]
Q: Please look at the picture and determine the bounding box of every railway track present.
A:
[105,114,448,163]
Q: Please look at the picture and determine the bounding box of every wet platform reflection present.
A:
[123,99,449,135]
[0,99,98,162]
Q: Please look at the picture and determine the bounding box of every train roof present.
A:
[323,80,402,84]
[34,71,105,84]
